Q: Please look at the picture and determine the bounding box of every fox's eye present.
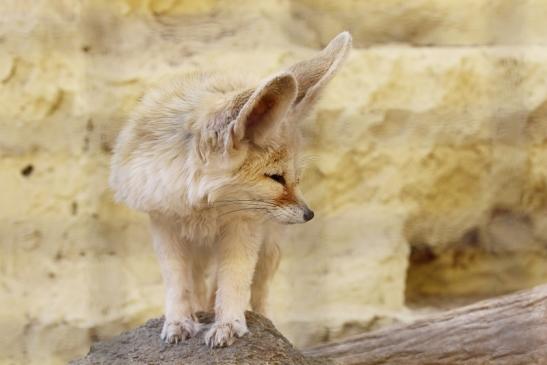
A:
[266,174,286,185]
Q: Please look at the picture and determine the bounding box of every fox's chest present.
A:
[177,209,271,246]
[178,210,221,245]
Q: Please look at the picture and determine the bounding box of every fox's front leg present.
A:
[150,215,201,344]
[205,221,261,348]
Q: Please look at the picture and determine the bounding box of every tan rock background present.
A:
[2,0,547,364]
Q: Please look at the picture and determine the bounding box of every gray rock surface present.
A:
[70,312,329,365]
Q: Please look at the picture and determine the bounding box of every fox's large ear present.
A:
[229,73,297,147]
[288,31,352,117]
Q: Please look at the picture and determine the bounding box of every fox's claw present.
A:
[163,330,189,344]
[204,319,248,348]
[161,318,201,344]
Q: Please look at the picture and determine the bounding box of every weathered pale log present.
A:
[304,284,547,365]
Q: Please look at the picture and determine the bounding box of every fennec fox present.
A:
[110,32,351,348]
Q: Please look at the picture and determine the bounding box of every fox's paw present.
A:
[161,317,201,344]
[204,318,248,348]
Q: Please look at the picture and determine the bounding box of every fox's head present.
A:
[110,32,352,224]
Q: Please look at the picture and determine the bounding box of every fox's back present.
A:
[114,72,251,159]
[109,72,253,215]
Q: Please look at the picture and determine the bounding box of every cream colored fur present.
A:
[110,32,352,348]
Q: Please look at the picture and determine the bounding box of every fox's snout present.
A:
[274,201,314,225]
[303,207,314,222]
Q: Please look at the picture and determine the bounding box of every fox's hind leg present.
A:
[207,278,217,312]
[191,245,212,313]
[251,238,281,316]
[150,215,201,344]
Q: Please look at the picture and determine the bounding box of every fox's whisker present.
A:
[212,201,274,207]
[214,199,281,206]
[218,207,270,217]
[209,202,275,210]
[210,200,283,209]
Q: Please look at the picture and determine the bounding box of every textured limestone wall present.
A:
[2,1,547,364]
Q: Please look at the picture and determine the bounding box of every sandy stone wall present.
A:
[2,1,547,364]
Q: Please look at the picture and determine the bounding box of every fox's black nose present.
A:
[303,209,314,222]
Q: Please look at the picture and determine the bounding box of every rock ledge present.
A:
[70,312,328,365]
